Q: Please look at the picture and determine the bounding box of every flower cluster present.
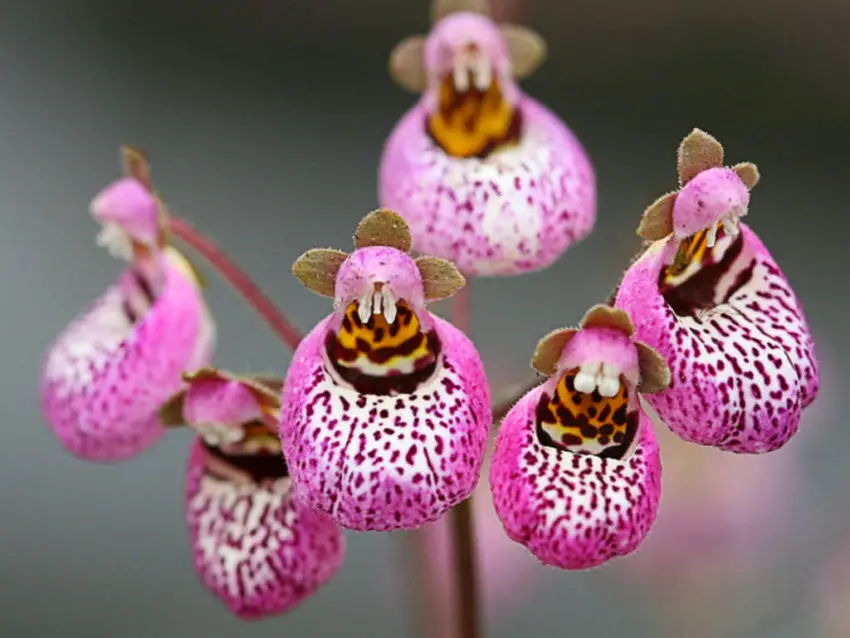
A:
[39,0,820,627]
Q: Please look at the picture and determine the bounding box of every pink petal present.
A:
[90,177,159,245]
[489,386,661,569]
[615,224,818,452]
[280,313,492,531]
[379,96,595,277]
[184,379,263,428]
[186,440,344,618]
[40,252,213,460]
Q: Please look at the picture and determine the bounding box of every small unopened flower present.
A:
[379,0,596,277]
[40,148,215,461]
[615,129,819,453]
[160,369,344,619]
[282,209,492,531]
[489,305,670,569]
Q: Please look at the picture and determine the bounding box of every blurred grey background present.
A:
[1,1,846,636]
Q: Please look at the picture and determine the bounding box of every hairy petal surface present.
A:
[186,440,344,619]
[380,96,595,276]
[616,225,818,452]
[280,313,491,531]
[490,388,661,569]
[40,250,213,460]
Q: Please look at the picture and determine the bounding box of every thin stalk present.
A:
[449,284,481,638]
[402,526,451,638]
[167,215,302,351]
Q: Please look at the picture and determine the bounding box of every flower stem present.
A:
[402,527,450,638]
[449,284,482,638]
[167,215,303,351]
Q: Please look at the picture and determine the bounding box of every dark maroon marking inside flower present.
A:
[325,331,442,396]
[121,269,157,324]
[535,391,637,461]
[660,233,754,317]
[203,438,290,483]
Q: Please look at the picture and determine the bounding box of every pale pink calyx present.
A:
[532,305,670,400]
[160,368,282,448]
[637,128,760,249]
[293,210,466,396]
[90,146,168,263]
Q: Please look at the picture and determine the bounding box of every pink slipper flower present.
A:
[489,305,670,569]
[379,0,596,277]
[281,209,492,531]
[40,149,215,461]
[159,369,345,619]
[615,129,818,453]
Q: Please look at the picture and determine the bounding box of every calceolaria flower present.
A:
[282,209,492,531]
[379,0,596,277]
[489,305,670,569]
[159,369,345,619]
[615,129,819,453]
[40,149,215,461]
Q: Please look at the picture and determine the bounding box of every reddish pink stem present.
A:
[167,215,303,351]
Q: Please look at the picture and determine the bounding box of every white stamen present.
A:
[722,216,739,237]
[453,62,469,92]
[357,294,372,324]
[598,362,621,398]
[199,422,245,447]
[96,223,133,262]
[705,223,719,248]
[372,289,383,316]
[473,57,491,91]
[574,362,601,394]
[382,287,398,324]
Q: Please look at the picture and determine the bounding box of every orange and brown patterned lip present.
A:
[426,74,522,159]
[325,301,441,395]
[535,368,637,460]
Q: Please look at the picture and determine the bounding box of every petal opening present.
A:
[324,300,442,396]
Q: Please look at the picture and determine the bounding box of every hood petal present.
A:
[186,440,344,618]
[279,313,491,531]
[379,95,595,277]
[40,250,213,460]
[615,224,818,453]
[489,387,661,569]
